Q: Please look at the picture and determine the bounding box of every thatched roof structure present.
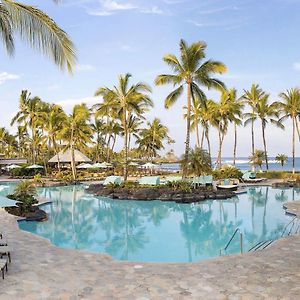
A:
[48,149,91,163]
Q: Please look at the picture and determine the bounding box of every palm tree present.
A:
[0,0,75,72]
[275,154,288,169]
[254,94,283,169]
[11,90,46,163]
[155,39,227,178]
[136,118,172,160]
[183,147,211,176]
[279,88,300,174]
[95,73,152,181]
[43,103,67,172]
[249,149,265,171]
[243,84,266,158]
[60,104,93,180]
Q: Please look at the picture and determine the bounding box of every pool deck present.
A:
[0,203,300,300]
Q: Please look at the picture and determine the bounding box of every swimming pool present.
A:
[1,182,298,262]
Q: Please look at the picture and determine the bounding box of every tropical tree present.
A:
[279,88,300,174]
[243,84,266,157]
[0,0,75,72]
[275,154,288,169]
[136,118,172,160]
[60,104,93,180]
[95,73,152,181]
[11,90,46,163]
[183,147,211,176]
[155,39,227,178]
[249,149,265,170]
[43,103,67,172]
[253,94,283,169]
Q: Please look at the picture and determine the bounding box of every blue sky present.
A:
[1,0,300,157]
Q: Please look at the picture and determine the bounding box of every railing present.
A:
[281,216,298,237]
[220,228,243,256]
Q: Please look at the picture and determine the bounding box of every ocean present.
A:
[159,157,300,172]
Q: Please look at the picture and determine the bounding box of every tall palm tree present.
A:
[155,39,227,178]
[254,94,283,169]
[11,90,46,163]
[43,103,67,172]
[275,154,288,169]
[60,104,93,180]
[243,84,266,158]
[0,0,76,72]
[95,73,152,181]
[279,88,300,174]
[136,118,172,160]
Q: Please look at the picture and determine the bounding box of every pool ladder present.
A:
[219,228,244,256]
[248,216,300,252]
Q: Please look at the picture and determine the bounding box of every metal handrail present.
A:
[220,228,243,255]
[281,216,297,237]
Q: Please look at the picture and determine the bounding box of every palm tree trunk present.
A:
[261,121,268,170]
[70,128,76,181]
[205,128,211,161]
[111,134,117,152]
[233,123,237,166]
[183,83,192,179]
[123,109,128,181]
[31,124,36,164]
[53,139,61,173]
[200,128,205,148]
[292,117,295,174]
[251,111,255,157]
[196,123,200,147]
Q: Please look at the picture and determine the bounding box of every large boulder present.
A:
[25,208,48,222]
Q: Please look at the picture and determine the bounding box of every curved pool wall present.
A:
[1,182,298,262]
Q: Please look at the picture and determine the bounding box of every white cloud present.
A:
[141,6,164,15]
[187,20,220,28]
[88,0,136,16]
[0,72,20,85]
[56,96,100,110]
[293,62,300,71]
[76,64,95,72]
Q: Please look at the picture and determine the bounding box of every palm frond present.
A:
[0,5,14,54]
[164,85,184,109]
[3,0,76,73]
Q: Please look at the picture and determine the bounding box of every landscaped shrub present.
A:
[213,166,243,179]
[10,167,44,177]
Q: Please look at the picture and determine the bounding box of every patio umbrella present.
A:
[97,162,113,168]
[26,164,44,169]
[92,163,103,168]
[5,164,21,170]
[128,162,139,166]
[141,162,156,169]
[77,163,93,169]
[0,196,18,208]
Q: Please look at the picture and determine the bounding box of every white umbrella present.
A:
[26,164,44,169]
[5,164,21,170]
[92,163,103,168]
[97,162,113,168]
[141,162,156,169]
[0,196,18,208]
[77,163,93,169]
[128,162,139,166]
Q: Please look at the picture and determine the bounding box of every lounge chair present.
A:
[204,175,213,185]
[138,176,160,185]
[242,171,264,183]
[192,176,206,188]
[0,246,11,263]
[165,176,182,183]
[103,176,122,186]
[216,178,239,191]
[0,259,8,279]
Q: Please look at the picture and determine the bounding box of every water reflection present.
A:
[12,184,296,262]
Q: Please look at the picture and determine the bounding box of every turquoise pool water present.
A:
[0,182,298,262]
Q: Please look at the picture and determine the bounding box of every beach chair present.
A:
[192,176,206,188]
[138,176,160,185]
[0,259,8,279]
[0,246,11,263]
[165,176,182,183]
[103,176,122,186]
[242,171,264,183]
[204,175,213,185]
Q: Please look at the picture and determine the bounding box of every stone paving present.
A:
[284,200,300,218]
[0,206,300,300]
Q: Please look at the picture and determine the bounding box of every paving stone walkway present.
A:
[0,205,300,300]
